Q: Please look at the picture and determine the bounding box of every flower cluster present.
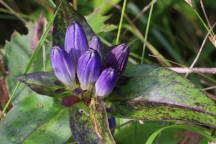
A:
[50,22,129,97]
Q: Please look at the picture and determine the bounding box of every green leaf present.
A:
[4,23,51,103]
[86,12,117,34]
[106,64,216,127]
[0,94,71,144]
[15,72,71,97]
[69,98,115,144]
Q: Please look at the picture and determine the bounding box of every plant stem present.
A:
[73,0,77,10]
[115,0,127,45]
[141,0,154,64]
[193,9,214,37]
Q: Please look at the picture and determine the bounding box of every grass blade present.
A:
[115,0,127,45]
[141,0,154,64]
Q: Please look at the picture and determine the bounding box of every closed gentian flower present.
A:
[77,49,101,90]
[104,43,129,75]
[95,68,117,97]
[64,22,88,64]
[50,46,76,88]
[50,22,128,98]
[89,36,102,57]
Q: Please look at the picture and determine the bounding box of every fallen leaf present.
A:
[175,130,202,144]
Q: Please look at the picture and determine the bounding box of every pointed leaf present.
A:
[106,64,216,127]
[4,21,52,103]
[0,94,71,144]
[16,72,71,97]
[69,98,115,144]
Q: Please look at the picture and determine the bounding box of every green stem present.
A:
[115,0,127,45]
[73,0,77,10]
[141,0,154,64]
[193,9,213,37]
[0,8,32,20]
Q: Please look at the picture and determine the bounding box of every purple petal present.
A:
[64,22,88,64]
[50,46,76,87]
[77,49,101,90]
[95,68,117,97]
[104,43,129,75]
[89,36,102,57]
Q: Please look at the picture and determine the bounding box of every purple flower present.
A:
[104,43,129,75]
[89,36,102,57]
[49,21,129,97]
[50,46,76,88]
[64,22,88,64]
[77,49,101,90]
[95,68,117,97]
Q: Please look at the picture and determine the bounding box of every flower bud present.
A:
[50,46,76,88]
[104,43,129,75]
[64,22,88,64]
[95,68,117,97]
[77,49,101,90]
[89,36,102,57]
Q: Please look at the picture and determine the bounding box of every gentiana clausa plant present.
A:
[4,2,216,143]
[50,21,129,99]
[49,21,128,143]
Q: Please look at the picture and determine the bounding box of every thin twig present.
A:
[200,0,216,48]
[148,54,185,67]
[200,0,212,33]
[0,0,27,26]
[202,91,216,101]
[168,67,216,74]
[149,54,216,84]
[202,86,216,91]
[185,22,216,78]
[111,120,134,130]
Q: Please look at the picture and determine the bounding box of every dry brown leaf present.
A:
[175,130,202,144]
[30,13,53,52]
[0,78,13,112]
[0,55,12,113]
